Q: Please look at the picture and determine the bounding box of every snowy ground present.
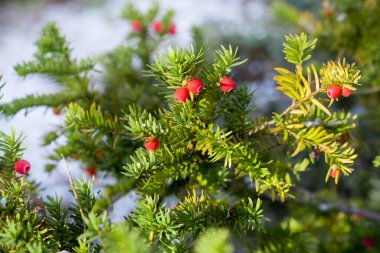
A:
[0,0,271,219]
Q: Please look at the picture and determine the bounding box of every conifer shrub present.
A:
[1,2,375,252]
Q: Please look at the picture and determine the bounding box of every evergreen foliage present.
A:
[275,0,380,164]
[0,123,97,251]
[0,3,177,175]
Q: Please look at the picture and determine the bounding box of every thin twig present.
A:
[261,187,380,221]
[297,187,380,220]
[61,155,86,230]
[285,127,330,152]
[246,89,323,136]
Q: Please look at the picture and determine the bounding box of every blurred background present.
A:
[1,0,380,251]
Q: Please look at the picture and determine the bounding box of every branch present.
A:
[285,127,329,152]
[246,89,323,136]
[61,155,86,230]
[261,187,380,220]
[296,187,380,220]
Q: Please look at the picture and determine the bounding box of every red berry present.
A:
[131,20,142,32]
[362,236,375,249]
[96,149,105,159]
[85,167,97,177]
[145,137,159,151]
[338,136,346,143]
[353,214,363,222]
[220,77,236,93]
[327,85,342,99]
[14,159,31,174]
[342,87,352,97]
[53,106,61,115]
[338,132,350,143]
[152,21,163,33]
[186,78,204,94]
[330,165,338,178]
[174,87,190,103]
[168,23,176,35]
[324,9,334,19]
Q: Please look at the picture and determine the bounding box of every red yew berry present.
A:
[362,236,375,249]
[338,132,350,143]
[186,78,204,94]
[327,85,342,99]
[14,159,31,174]
[324,9,334,19]
[342,87,352,97]
[152,21,163,33]
[145,137,159,151]
[53,106,61,115]
[352,214,363,222]
[330,165,338,178]
[338,137,346,143]
[174,87,190,103]
[131,20,142,32]
[168,23,176,35]
[96,149,105,159]
[220,77,236,93]
[86,167,97,177]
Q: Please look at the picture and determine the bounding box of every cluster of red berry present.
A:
[175,77,236,103]
[327,85,352,99]
[174,78,203,103]
[131,20,176,35]
[144,77,237,151]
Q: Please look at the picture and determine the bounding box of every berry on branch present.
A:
[220,77,236,92]
[145,137,159,151]
[168,23,176,35]
[53,106,61,115]
[338,132,350,143]
[85,167,97,177]
[352,214,363,222]
[174,87,190,103]
[327,85,342,99]
[186,78,204,94]
[324,8,334,19]
[362,236,375,249]
[342,87,352,97]
[330,164,338,178]
[131,20,143,33]
[152,21,163,33]
[96,149,105,159]
[14,159,31,174]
